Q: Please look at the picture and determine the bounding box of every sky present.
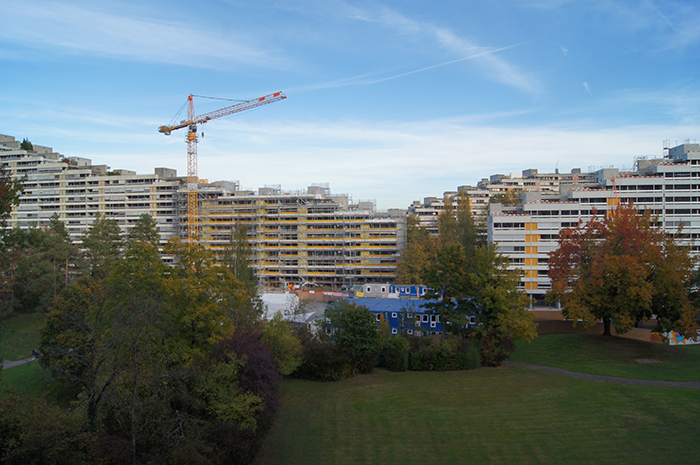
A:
[1,0,700,210]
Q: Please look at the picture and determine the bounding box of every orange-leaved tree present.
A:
[548,203,697,337]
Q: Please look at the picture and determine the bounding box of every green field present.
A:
[255,366,700,465]
[0,313,46,360]
[0,362,51,398]
[510,334,700,381]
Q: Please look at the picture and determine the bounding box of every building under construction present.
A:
[1,134,406,292]
[193,182,406,292]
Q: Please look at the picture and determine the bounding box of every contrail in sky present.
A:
[361,40,533,86]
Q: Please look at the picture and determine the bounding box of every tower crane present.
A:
[159,92,287,244]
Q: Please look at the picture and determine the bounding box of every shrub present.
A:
[384,337,409,372]
[455,345,481,370]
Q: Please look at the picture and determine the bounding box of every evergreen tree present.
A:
[19,138,34,151]
[127,213,160,247]
[81,213,123,281]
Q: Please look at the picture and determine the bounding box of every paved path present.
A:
[506,361,700,389]
[2,358,36,370]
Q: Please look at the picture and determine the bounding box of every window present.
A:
[407,329,414,335]
[391,312,397,318]
[391,328,398,335]
[421,314,429,323]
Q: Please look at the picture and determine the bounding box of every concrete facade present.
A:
[488,143,700,306]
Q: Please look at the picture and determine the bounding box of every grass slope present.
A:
[255,367,700,465]
[0,313,46,360]
[1,362,51,398]
[510,334,700,381]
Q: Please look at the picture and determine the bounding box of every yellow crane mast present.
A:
[159,91,287,244]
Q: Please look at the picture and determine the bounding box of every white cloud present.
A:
[583,81,592,95]
[0,1,291,69]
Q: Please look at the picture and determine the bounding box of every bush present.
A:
[384,337,409,372]
[455,345,481,370]
[478,330,516,367]
[292,338,350,381]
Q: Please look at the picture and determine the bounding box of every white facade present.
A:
[489,143,700,306]
[1,134,182,244]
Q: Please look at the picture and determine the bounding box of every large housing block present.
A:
[0,134,406,291]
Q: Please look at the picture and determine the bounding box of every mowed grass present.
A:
[255,367,700,465]
[510,334,700,381]
[1,362,51,398]
[0,313,46,360]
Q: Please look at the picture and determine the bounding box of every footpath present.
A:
[2,358,36,370]
[507,361,700,389]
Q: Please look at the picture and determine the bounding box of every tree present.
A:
[422,243,535,365]
[39,241,276,463]
[81,213,123,281]
[222,225,263,315]
[127,213,160,247]
[548,203,698,337]
[0,165,22,237]
[19,138,33,151]
[395,214,438,284]
[326,300,381,376]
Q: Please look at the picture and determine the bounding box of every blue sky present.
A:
[1,0,699,209]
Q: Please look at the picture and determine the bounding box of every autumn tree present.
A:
[395,214,438,284]
[39,240,281,463]
[548,203,698,337]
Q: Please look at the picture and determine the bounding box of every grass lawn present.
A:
[1,362,51,398]
[510,334,700,381]
[255,367,700,465]
[0,313,46,360]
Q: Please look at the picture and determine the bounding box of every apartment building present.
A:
[0,134,182,244]
[409,168,593,236]
[488,142,700,306]
[193,183,406,292]
[2,134,407,291]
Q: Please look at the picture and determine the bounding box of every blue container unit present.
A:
[344,298,478,337]
[353,284,429,299]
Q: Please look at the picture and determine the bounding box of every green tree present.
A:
[19,138,33,151]
[222,225,263,315]
[261,313,303,376]
[0,165,22,237]
[326,300,381,376]
[548,203,698,337]
[164,239,253,358]
[423,243,535,366]
[81,213,123,280]
[127,213,160,247]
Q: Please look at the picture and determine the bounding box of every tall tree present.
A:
[0,165,22,238]
[81,213,123,280]
[127,213,160,247]
[395,214,437,284]
[222,225,263,315]
[548,203,698,337]
[422,243,535,365]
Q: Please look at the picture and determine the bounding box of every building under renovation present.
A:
[195,183,405,292]
[1,134,406,291]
